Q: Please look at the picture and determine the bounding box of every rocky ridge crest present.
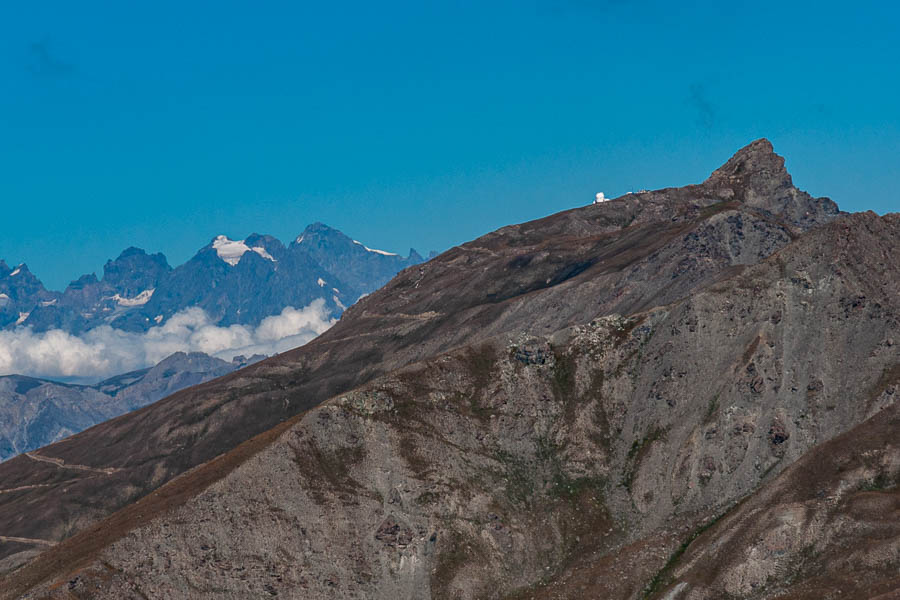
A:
[3,141,895,600]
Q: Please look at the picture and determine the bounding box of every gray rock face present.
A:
[702,138,841,228]
[13,249,172,335]
[100,247,171,299]
[0,265,56,330]
[0,352,252,462]
[14,210,897,600]
[1,140,897,599]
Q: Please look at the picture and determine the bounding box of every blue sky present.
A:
[1,1,898,290]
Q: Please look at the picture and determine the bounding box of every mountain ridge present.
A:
[8,209,900,597]
[3,140,896,599]
[0,225,426,336]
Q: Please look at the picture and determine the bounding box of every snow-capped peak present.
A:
[212,235,276,266]
[352,240,398,256]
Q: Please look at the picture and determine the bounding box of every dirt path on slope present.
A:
[24,452,119,475]
[0,483,56,495]
[0,536,56,547]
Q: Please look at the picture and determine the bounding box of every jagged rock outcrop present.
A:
[0,265,56,330]
[702,138,840,229]
[2,140,896,600]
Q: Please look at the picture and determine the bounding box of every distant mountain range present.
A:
[0,352,263,462]
[0,223,427,334]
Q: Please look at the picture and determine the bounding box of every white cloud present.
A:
[0,299,335,382]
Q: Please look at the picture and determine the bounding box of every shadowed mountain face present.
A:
[0,352,261,462]
[4,140,897,599]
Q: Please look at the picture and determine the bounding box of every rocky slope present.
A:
[7,207,897,600]
[0,352,260,461]
[4,140,896,599]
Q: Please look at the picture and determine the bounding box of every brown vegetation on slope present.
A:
[6,208,898,599]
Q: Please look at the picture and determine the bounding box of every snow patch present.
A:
[110,289,155,307]
[154,315,163,324]
[212,236,276,266]
[250,246,275,262]
[317,277,326,287]
[40,299,58,307]
[213,236,249,266]
[9,267,21,277]
[352,240,398,256]
[16,312,29,325]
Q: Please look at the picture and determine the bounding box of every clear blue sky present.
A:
[2,1,898,290]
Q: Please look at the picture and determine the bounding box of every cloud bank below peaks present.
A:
[0,299,335,382]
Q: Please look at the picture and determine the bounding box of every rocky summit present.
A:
[1,140,898,599]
